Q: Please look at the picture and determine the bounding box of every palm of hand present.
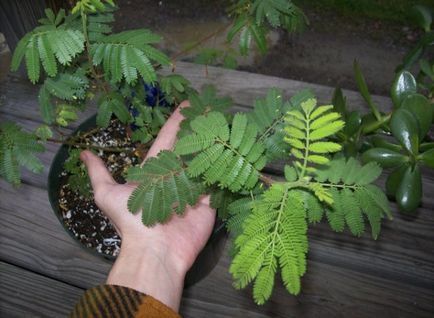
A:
[95,182,216,271]
[81,102,216,273]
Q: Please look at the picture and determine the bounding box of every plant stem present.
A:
[46,138,133,153]
[169,22,233,66]
[300,116,311,178]
[259,174,275,186]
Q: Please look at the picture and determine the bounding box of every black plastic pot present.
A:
[48,114,227,287]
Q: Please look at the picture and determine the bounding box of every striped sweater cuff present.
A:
[70,284,181,318]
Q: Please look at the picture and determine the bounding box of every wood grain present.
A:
[0,261,84,318]
[0,63,433,317]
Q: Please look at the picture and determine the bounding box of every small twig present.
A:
[170,22,233,62]
[46,138,133,153]
[259,174,275,186]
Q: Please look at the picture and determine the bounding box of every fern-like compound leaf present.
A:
[175,111,267,192]
[91,29,170,84]
[230,184,308,304]
[0,122,45,186]
[127,151,203,226]
[11,25,85,82]
[96,92,130,128]
[313,157,392,239]
[284,98,344,174]
[247,89,314,160]
[178,85,232,137]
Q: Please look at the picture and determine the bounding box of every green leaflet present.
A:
[91,29,170,84]
[0,122,45,186]
[11,22,85,82]
[247,89,314,161]
[44,72,89,101]
[175,111,267,192]
[227,0,306,56]
[230,185,308,304]
[313,157,391,239]
[96,92,130,127]
[284,98,344,175]
[126,151,203,226]
[178,85,232,137]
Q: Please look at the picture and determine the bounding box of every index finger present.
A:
[144,100,190,160]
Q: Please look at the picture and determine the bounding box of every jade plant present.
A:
[333,4,434,213]
[0,0,430,306]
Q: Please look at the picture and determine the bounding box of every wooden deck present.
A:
[0,62,433,317]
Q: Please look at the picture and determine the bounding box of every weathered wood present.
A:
[1,63,433,317]
[0,261,84,318]
[1,179,433,318]
[160,62,394,111]
[181,256,434,318]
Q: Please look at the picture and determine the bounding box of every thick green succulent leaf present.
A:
[371,136,402,152]
[343,111,362,136]
[419,148,434,168]
[411,5,433,32]
[390,108,419,155]
[400,94,433,139]
[385,164,407,198]
[362,148,408,168]
[391,71,417,108]
[396,164,422,213]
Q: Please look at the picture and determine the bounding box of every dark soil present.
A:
[58,119,141,257]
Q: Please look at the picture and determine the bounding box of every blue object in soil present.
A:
[129,82,170,130]
[143,82,170,108]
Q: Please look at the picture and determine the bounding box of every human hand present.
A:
[80,101,216,311]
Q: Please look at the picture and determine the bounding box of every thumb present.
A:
[145,100,190,159]
[80,150,116,194]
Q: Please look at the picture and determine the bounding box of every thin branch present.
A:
[46,138,134,153]
[259,173,275,186]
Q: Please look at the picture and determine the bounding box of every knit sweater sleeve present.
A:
[70,285,181,318]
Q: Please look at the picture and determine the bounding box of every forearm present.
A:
[106,240,186,312]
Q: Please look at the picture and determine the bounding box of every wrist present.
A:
[107,238,186,312]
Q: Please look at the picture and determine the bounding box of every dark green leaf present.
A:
[332,87,347,116]
[411,5,433,32]
[362,148,408,168]
[396,164,422,213]
[343,111,361,136]
[419,148,434,168]
[390,108,419,154]
[353,60,380,119]
[391,71,417,108]
[371,136,402,152]
[400,94,433,139]
[385,165,407,197]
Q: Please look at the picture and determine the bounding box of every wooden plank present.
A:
[0,179,111,287]
[0,261,83,318]
[1,64,433,317]
[160,62,394,111]
[1,62,392,125]
[0,75,97,127]
[181,256,434,318]
[1,179,433,318]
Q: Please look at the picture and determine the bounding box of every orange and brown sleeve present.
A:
[70,285,181,318]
